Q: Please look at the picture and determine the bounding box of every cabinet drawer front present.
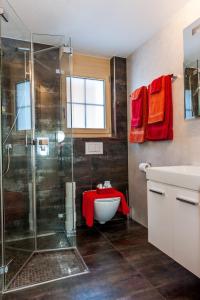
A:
[147,181,173,257]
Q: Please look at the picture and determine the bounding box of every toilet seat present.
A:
[95,197,120,203]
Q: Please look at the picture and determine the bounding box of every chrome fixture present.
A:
[3,144,12,176]
[0,8,8,22]
[16,47,30,52]
[37,137,49,156]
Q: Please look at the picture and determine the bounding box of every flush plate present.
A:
[85,142,103,155]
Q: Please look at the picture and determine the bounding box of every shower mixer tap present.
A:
[37,137,49,156]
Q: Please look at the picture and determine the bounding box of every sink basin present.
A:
[146,165,200,191]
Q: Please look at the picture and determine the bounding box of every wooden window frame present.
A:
[66,75,111,138]
[62,53,112,138]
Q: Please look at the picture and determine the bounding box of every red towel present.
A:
[146,75,173,141]
[130,86,145,128]
[149,76,162,94]
[82,188,130,227]
[129,86,148,143]
[96,188,114,194]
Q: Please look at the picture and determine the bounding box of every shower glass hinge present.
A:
[0,265,8,275]
[62,46,73,55]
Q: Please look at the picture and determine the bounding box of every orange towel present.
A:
[148,76,165,124]
[129,86,148,143]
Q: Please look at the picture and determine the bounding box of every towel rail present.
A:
[129,74,178,97]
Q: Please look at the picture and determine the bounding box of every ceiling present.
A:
[8,0,190,57]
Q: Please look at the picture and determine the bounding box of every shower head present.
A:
[16,47,30,52]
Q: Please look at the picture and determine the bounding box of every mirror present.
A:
[184,18,200,119]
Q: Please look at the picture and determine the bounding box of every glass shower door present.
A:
[32,34,75,250]
[0,0,34,291]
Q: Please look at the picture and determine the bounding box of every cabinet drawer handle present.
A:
[149,189,165,196]
[176,197,199,206]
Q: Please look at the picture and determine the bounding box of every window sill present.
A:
[64,129,112,138]
[70,132,112,138]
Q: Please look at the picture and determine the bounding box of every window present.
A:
[63,52,112,138]
[16,81,31,131]
[67,77,105,129]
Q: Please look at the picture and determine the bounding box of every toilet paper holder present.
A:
[139,162,152,173]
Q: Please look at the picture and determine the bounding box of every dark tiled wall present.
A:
[74,57,128,225]
[111,57,127,139]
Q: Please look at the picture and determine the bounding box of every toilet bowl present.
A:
[94,197,120,224]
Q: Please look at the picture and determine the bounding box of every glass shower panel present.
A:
[0,0,34,291]
[32,34,74,250]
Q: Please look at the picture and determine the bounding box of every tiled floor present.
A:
[3,220,200,299]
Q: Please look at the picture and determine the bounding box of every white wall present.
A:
[127,0,200,227]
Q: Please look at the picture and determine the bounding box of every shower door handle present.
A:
[25,131,28,148]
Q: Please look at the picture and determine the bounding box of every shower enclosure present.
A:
[0,0,88,294]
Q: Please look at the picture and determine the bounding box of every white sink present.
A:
[146,165,200,191]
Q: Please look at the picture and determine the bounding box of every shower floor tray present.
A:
[6,248,89,292]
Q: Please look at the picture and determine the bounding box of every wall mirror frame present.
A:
[184,17,200,120]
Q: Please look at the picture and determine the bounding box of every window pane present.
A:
[67,102,72,128]
[66,77,71,102]
[71,77,85,103]
[67,103,85,128]
[86,79,104,105]
[17,107,32,130]
[86,105,105,128]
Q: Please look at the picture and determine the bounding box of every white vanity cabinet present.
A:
[147,181,173,257]
[147,179,200,278]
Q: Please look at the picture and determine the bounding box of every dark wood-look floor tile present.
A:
[138,259,198,288]
[84,249,132,271]
[76,227,107,243]
[119,243,173,271]
[158,276,200,300]
[83,250,153,298]
[110,229,148,250]
[117,288,164,300]
[157,275,200,299]
[97,219,147,240]
[78,240,113,256]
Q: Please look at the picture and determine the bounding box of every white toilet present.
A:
[94,197,120,224]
